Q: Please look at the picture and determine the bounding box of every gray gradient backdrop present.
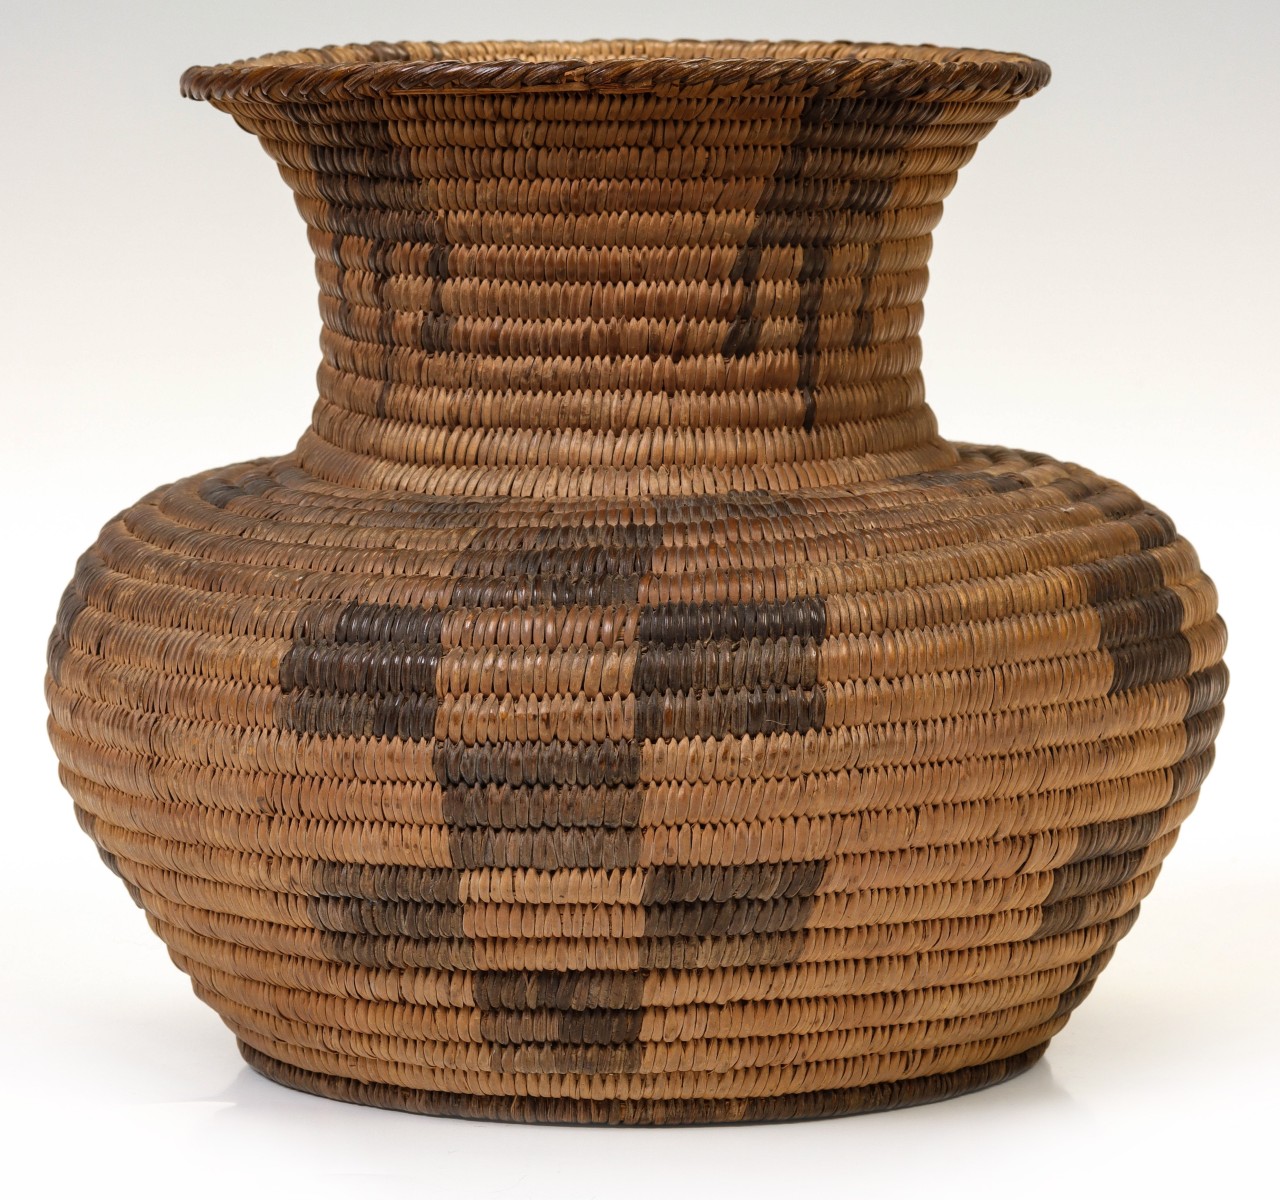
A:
[2,3,1275,1197]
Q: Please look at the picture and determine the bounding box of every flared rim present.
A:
[180,39,1051,105]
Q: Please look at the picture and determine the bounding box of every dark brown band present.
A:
[181,39,1050,105]
[239,1038,1049,1125]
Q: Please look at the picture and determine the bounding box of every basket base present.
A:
[236,1038,1049,1126]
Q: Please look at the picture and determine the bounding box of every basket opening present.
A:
[181,39,1050,104]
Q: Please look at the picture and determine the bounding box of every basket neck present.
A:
[222,88,1027,497]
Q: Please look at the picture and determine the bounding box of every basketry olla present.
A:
[45,40,1226,1124]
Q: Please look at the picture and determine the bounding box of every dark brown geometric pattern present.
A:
[1037,514,1227,937]
[45,42,1227,1124]
[283,97,457,428]
[907,461,1228,948]
[723,96,944,430]
[277,602,444,740]
[277,514,831,1079]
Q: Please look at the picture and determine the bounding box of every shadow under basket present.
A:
[47,39,1226,1125]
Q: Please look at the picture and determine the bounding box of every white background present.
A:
[2,2,1276,1197]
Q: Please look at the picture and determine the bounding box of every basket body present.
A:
[46,41,1227,1124]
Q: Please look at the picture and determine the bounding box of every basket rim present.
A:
[180,38,1051,105]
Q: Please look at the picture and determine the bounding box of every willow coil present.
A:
[46,40,1227,1124]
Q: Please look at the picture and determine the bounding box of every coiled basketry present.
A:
[45,39,1226,1124]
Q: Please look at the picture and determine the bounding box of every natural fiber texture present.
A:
[47,40,1225,1125]
[179,39,1052,103]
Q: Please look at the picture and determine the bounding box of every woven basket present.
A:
[46,39,1227,1125]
